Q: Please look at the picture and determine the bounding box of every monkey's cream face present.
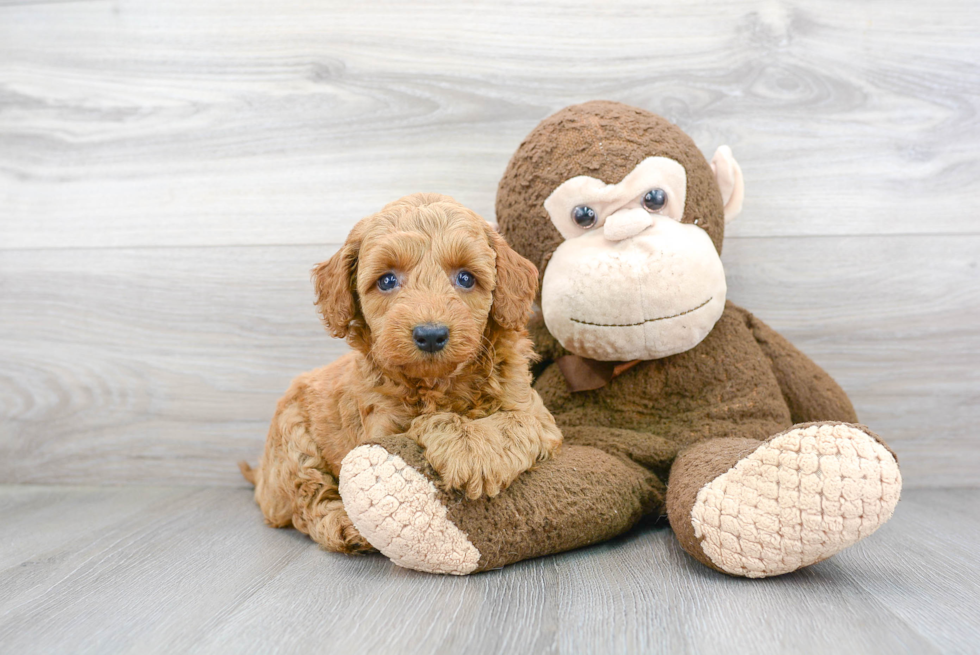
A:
[541,156,727,361]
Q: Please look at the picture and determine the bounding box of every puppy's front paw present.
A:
[422,426,535,500]
[428,438,511,500]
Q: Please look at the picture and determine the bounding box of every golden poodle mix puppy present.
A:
[240,193,562,553]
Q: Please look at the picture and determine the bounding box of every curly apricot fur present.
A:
[242,193,561,552]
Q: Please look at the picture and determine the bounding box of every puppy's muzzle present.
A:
[413,323,449,353]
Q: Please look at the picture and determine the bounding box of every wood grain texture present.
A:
[829,489,980,655]
[2,3,976,649]
[0,484,183,571]
[0,485,976,654]
[1,0,979,488]
[1,235,977,487]
[0,0,978,249]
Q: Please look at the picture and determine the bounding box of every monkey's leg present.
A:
[666,422,901,578]
[338,435,663,574]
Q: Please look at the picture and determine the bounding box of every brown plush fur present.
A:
[497,100,727,292]
[241,193,562,553]
[491,101,887,571]
[366,433,664,571]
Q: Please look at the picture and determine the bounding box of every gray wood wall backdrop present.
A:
[1,0,977,488]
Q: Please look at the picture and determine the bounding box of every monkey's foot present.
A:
[679,423,902,578]
[340,435,660,575]
[339,440,481,575]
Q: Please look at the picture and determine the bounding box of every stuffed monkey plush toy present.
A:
[339,101,902,577]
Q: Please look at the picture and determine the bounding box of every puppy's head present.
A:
[313,193,537,379]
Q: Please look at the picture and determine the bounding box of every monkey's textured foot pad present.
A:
[690,423,902,578]
[339,445,481,575]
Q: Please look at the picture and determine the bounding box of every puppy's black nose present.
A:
[413,323,449,353]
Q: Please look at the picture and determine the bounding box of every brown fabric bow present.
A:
[556,355,643,393]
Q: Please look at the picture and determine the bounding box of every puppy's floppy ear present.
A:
[487,226,538,331]
[312,225,363,339]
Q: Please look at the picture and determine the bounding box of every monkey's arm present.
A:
[738,306,858,424]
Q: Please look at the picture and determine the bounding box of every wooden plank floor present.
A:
[0,486,975,655]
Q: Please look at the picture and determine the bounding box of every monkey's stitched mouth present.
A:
[569,297,713,328]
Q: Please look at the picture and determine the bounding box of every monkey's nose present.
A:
[603,207,654,242]
[413,323,449,353]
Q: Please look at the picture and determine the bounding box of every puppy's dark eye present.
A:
[455,270,476,289]
[377,272,399,291]
[572,205,598,228]
[642,189,667,212]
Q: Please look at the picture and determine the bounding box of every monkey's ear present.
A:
[312,228,363,339]
[487,226,538,331]
[710,145,744,224]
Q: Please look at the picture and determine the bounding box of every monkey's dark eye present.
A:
[455,270,476,289]
[377,272,399,291]
[572,205,598,228]
[642,189,667,212]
